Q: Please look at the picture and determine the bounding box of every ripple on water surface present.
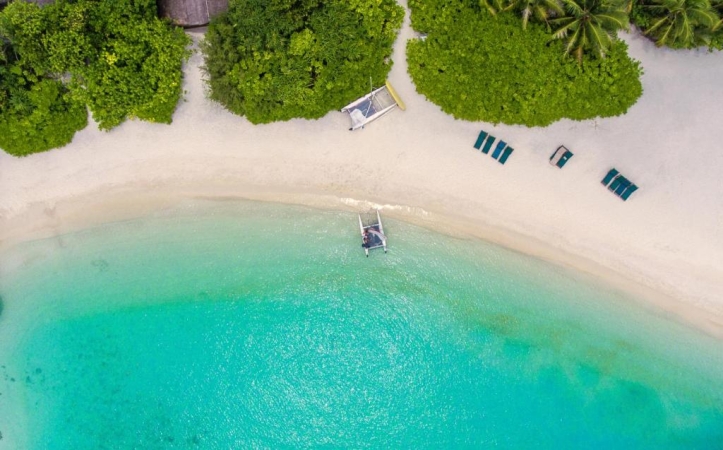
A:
[0,201,722,449]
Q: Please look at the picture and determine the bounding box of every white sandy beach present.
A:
[1,6,722,336]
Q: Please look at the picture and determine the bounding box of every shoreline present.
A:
[1,182,722,340]
[2,7,723,340]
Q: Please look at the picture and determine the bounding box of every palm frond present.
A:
[561,0,585,16]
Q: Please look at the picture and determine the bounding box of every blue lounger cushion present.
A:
[491,141,507,159]
[608,175,626,192]
[499,147,513,164]
[492,141,507,159]
[481,136,495,154]
[621,184,638,201]
[602,169,619,186]
[556,150,573,168]
[474,131,488,149]
[614,178,631,195]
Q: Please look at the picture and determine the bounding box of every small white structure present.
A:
[341,82,405,131]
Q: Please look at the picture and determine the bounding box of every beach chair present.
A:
[498,147,514,164]
[558,150,573,168]
[474,131,488,150]
[552,147,574,168]
[608,175,625,192]
[601,169,619,186]
[620,184,638,201]
[614,177,631,196]
[481,136,495,154]
[491,141,507,160]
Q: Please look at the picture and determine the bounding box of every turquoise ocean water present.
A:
[0,201,721,449]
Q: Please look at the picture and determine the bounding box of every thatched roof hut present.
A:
[1,0,228,27]
[157,0,228,27]
[1,0,60,8]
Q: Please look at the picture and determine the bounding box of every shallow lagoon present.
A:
[1,201,721,448]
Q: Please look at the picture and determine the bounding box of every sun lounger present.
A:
[491,141,507,160]
[498,147,514,164]
[481,136,495,154]
[474,131,488,150]
[614,177,631,195]
[608,175,626,192]
[602,169,619,186]
[620,184,638,201]
[550,146,573,168]
[557,150,573,168]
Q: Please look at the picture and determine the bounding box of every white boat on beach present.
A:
[359,210,387,257]
[341,81,405,131]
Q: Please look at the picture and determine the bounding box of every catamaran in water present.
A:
[359,210,387,257]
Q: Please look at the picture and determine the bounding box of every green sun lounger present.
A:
[491,141,507,160]
[602,169,619,186]
[608,175,626,192]
[553,148,573,168]
[498,147,513,164]
[620,184,638,201]
[614,177,631,195]
[474,131,488,150]
[481,136,495,154]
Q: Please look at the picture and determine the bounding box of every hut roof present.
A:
[1,0,55,7]
[0,0,55,10]
[158,0,228,27]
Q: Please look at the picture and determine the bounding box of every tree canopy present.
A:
[0,42,87,156]
[1,2,87,156]
[407,0,643,127]
[0,0,191,156]
[202,0,404,124]
[550,0,630,62]
[633,0,721,48]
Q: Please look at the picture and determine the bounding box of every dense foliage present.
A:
[0,53,87,156]
[549,0,629,61]
[632,0,721,49]
[407,0,643,126]
[203,0,404,124]
[0,0,190,156]
[0,6,87,156]
[68,0,191,129]
[485,0,722,51]
[482,0,632,59]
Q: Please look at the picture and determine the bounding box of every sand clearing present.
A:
[1,6,722,336]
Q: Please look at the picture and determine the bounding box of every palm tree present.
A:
[480,0,564,29]
[642,0,720,48]
[548,0,629,62]
[504,0,566,29]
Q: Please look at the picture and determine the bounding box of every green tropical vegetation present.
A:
[202,0,404,124]
[0,0,190,156]
[714,0,723,48]
[632,0,721,49]
[487,0,723,50]
[0,3,87,156]
[549,0,630,61]
[407,0,643,126]
[482,0,565,29]
[0,45,88,156]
